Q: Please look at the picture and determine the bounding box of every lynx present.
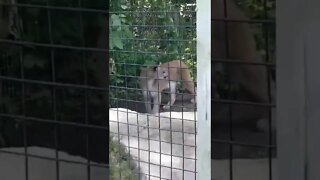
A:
[139,60,196,114]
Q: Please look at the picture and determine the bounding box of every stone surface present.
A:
[0,147,108,180]
[109,108,197,180]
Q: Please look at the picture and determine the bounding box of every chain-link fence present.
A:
[109,0,198,179]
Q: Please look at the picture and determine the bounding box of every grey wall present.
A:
[277,0,320,179]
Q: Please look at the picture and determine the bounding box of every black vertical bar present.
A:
[132,1,141,178]
[115,60,121,179]
[84,59,90,180]
[154,8,162,180]
[46,1,59,179]
[77,0,91,179]
[20,45,28,180]
[221,0,233,179]
[123,31,132,179]
[162,4,173,179]
[114,60,121,179]
[262,0,273,179]
[139,1,151,179]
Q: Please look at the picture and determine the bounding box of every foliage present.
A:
[109,0,197,106]
[109,137,138,179]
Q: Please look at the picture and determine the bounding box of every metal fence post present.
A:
[196,0,211,179]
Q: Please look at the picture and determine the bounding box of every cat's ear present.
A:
[153,66,158,71]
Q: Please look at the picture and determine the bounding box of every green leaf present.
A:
[109,36,114,50]
[111,31,123,49]
[123,27,133,38]
[111,14,121,27]
[120,5,128,9]
[116,79,124,83]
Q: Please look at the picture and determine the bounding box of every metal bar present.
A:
[276,0,307,179]
[196,0,211,179]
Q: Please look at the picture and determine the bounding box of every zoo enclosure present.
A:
[109,0,200,179]
[1,0,320,179]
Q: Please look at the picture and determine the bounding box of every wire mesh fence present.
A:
[109,0,198,179]
[0,0,277,179]
[211,0,276,179]
[0,0,108,179]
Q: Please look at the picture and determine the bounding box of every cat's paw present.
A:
[190,98,196,104]
[163,105,171,110]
